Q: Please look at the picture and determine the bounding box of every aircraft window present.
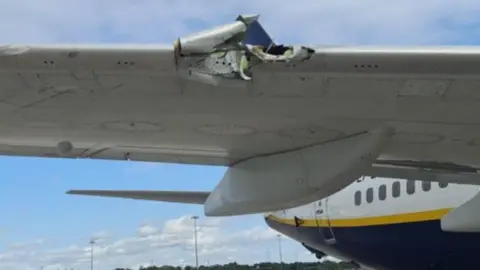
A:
[366,188,374,203]
[422,181,431,192]
[392,181,401,198]
[439,182,449,188]
[379,185,387,200]
[354,191,361,206]
[406,180,415,195]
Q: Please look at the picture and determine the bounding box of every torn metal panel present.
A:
[174,14,316,86]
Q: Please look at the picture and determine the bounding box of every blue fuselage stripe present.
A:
[265,216,480,270]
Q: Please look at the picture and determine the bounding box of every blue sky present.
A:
[1,0,480,269]
[0,157,292,269]
[0,157,220,244]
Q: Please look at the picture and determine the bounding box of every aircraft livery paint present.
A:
[264,178,480,270]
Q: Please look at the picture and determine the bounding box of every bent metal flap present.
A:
[173,14,316,86]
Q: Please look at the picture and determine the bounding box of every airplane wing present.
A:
[66,190,210,204]
[368,160,480,186]
[3,14,480,192]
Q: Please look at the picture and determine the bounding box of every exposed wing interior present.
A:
[237,14,275,51]
[66,190,210,204]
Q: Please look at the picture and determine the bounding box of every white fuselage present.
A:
[265,178,480,270]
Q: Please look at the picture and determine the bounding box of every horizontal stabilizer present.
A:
[66,190,210,204]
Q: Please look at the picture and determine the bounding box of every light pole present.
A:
[277,234,283,270]
[191,216,199,270]
[89,239,95,270]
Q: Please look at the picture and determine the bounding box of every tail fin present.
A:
[66,190,210,204]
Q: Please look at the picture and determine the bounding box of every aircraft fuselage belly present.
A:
[264,178,480,270]
[266,217,480,270]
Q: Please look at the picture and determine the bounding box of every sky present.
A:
[1,0,480,269]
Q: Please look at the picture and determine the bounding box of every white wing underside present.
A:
[3,43,480,183]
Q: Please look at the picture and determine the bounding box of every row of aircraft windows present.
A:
[354,181,449,206]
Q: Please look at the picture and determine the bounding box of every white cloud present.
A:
[138,224,159,237]
[0,215,307,270]
[0,0,479,45]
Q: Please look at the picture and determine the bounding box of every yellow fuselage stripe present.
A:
[266,208,452,227]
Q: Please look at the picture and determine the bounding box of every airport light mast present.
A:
[191,216,199,270]
[89,239,95,270]
[277,234,284,270]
